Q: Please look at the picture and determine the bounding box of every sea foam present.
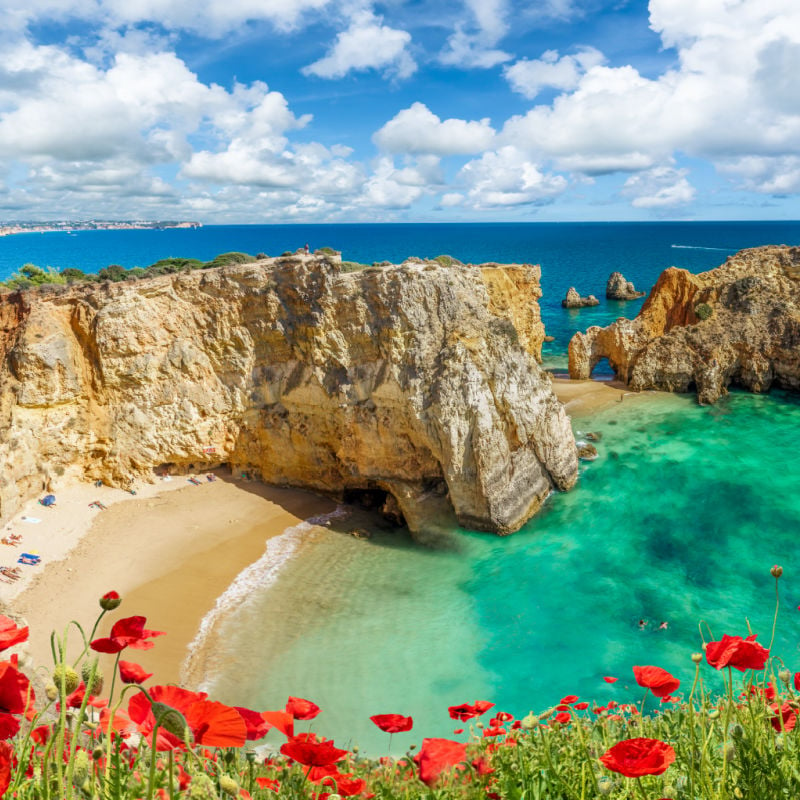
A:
[181,505,350,689]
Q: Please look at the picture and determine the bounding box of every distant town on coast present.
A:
[0,220,202,236]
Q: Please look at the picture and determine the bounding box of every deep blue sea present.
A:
[9,222,800,752]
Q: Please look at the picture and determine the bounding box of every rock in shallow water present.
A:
[569,245,800,405]
[562,287,600,308]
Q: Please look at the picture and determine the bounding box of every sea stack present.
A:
[568,245,800,404]
[606,271,645,300]
[562,287,600,308]
[0,254,578,535]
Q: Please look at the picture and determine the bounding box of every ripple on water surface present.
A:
[201,389,800,753]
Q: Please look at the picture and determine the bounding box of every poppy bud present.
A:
[597,777,614,795]
[521,713,538,729]
[691,652,703,663]
[708,708,720,719]
[728,723,743,739]
[779,668,791,685]
[99,591,122,611]
[45,683,58,702]
[188,773,217,800]
[81,662,104,696]
[771,565,783,579]
[53,665,80,694]
[73,749,90,784]
[352,745,359,754]
[92,747,104,760]
[151,702,190,741]
[219,776,239,797]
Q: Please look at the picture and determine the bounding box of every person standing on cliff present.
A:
[304,243,310,255]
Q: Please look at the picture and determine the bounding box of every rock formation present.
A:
[562,287,600,308]
[568,246,800,404]
[0,254,578,535]
[606,272,645,300]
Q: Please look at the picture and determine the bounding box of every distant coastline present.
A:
[0,220,201,236]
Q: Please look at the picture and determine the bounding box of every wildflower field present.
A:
[0,567,798,799]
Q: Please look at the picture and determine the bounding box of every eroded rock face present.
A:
[606,272,645,300]
[0,255,578,535]
[562,287,600,308]
[568,246,800,404]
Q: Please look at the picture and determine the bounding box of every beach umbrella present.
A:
[41,495,56,506]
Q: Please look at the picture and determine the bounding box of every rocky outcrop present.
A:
[562,287,599,308]
[606,272,645,300]
[568,246,800,404]
[0,255,578,535]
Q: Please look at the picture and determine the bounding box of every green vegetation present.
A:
[340,261,372,272]
[432,254,462,267]
[695,302,713,320]
[316,246,337,255]
[0,251,263,291]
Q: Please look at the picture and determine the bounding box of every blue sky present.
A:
[1,0,799,223]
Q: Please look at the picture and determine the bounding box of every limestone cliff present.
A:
[0,254,578,535]
[568,245,800,404]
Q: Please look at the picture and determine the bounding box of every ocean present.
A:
[7,221,800,752]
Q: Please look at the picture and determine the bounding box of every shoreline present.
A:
[4,376,653,689]
[7,475,337,686]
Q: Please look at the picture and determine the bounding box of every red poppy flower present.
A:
[118,661,153,684]
[0,616,28,652]
[128,685,211,750]
[330,773,366,797]
[235,706,272,740]
[280,736,348,767]
[413,738,467,786]
[633,666,680,698]
[256,778,280,793]
[370,714,413,734]
[706,634,769,672]
[560,695,578,705]
[0,659,33,723]
[770,702,797,732]
[185,700,247,748]
[604,676,618,683]
[285,696,320,720]
[0,741,12,798]
[99,707,135,737]
[261,711,294,739]
[600,738,676,778]
[574,702,589,710]
[91,616,165,654]
[552,712,571,725]
[448,700,495,721]
[453,728,464,734]
[794,672,800,692]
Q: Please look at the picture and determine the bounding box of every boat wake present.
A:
[181,505,351,688]
[671,244,737,252]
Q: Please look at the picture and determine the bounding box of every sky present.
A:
[1,0,799,223]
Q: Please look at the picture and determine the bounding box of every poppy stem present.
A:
[147,722,160,800]
[639,687,650,719]
[768,574,780,652]
[106,651,122,708]
[167,747,175,800]
[719,667,734,800]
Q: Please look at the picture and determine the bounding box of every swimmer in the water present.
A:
[659,621,669,630]
[638,619,648,630]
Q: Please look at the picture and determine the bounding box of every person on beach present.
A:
[304,243,310,254]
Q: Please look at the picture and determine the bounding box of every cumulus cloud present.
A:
[504,47,605,100]
[302,10,415,79]
[373,103,495,156]
[621,166,695,208]
[458,146,568,208]
[717,156,800,195]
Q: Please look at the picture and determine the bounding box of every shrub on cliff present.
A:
[145,257,204,275]
[203,251,257,269]
[3,264,66,289]
[695,302,713,321]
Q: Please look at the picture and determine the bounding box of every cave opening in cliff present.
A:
[589,357,615,380]
[342,487,405,527]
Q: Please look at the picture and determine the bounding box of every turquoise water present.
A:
[203,389,800,753]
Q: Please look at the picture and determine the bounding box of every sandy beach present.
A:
[552,375,648,416]
[5,474,336,686]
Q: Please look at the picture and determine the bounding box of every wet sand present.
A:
[552,375,648,416]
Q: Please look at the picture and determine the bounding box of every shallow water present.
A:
[202,389,800,753]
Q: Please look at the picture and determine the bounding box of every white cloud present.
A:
[359,157,432,208]
[458,146,568,208]
[373,102,495,156]
[439,192,464,207]
[439,0,512,68]
[301,10,415,80]
[622,166,695,208]
[718,156,800,195]
[504,47,605,100]
[2,0,333,35]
